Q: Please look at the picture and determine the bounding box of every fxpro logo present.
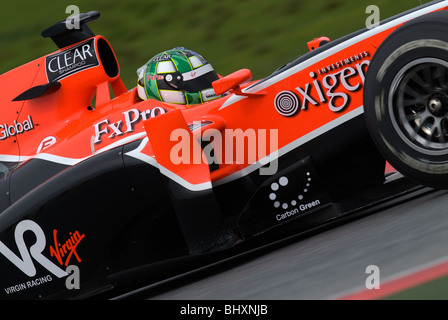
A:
[274,52,370,117]
[45,38,99,82]
[93,107,166,144]
[0,220,83,294]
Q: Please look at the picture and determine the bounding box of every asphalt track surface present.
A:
[144,180,448,300]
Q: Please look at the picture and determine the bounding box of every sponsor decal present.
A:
[37,136,57,153]
[93,107,166,144]
[0,220,85,295]
[267,172,323,221]
[49,229,85,267]
[274,51,370,116]
[0,116,34,140]
[45,38,99,82]
[4,275,53,295]
[269,174,311,209]
[152,53,172,62]
[275,199,321,221]
[147,74,164,81]
[317,51,370,75]
[274,91,300,117]
[0,220,68,278]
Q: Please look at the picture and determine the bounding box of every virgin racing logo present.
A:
[0,220,84,294]
[49,229,85,267]
[274,51,370,117]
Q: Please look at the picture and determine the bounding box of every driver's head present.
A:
[137,47,222,104]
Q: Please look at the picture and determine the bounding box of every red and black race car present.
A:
[1,0,448,299]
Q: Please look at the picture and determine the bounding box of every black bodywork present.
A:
[0,112,392,299]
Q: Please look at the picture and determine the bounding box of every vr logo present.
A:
[0,220,67,278]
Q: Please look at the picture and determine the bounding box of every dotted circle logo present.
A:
[269,172,312,209]
[274,91,300,117]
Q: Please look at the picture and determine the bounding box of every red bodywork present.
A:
[0,19,419,189]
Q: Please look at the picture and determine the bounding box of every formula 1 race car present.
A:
[1,0,448,299]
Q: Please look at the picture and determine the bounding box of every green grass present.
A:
[383,274,448,300]
[0,0,425,89]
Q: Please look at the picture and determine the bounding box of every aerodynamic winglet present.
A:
[12,82,61,102]
[41,11,100,49]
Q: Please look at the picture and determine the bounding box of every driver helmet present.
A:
[137,47,222,105]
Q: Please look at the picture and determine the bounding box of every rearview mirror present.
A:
[212,69,264,97]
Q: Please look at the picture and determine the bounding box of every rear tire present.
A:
[364,10,448,189]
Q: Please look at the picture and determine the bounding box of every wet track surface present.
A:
[143,184,448,300]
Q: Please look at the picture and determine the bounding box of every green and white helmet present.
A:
[137,47,222,105]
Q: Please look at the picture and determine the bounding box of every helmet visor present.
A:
[174,64,219,92]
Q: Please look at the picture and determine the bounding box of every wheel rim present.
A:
[389,58,448,156]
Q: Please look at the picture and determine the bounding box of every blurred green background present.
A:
[0,0,431,89]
